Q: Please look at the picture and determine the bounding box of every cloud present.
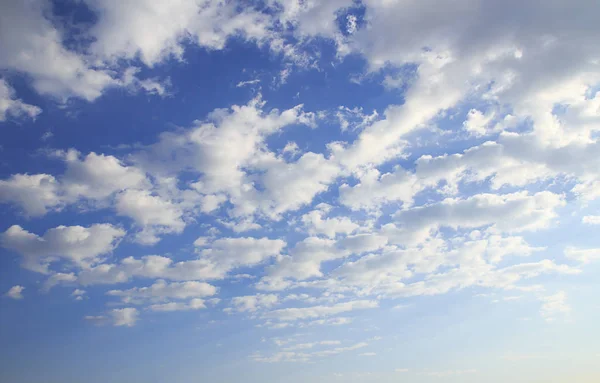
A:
[300,206,359,238]
[4,285,24,300]
[149,299,207,312]
[565,247,600,264]
[115,189,185,245]
[107,280,217,305]
[389,191,565,245]
[582,216,600,225]
[0,0,117,101]
[265,300,378,322]
[71,289,86,301]
[0,174,62,217]
[73,236,285,287]
[229,294,279,313]
[111,308,138,327]
[1,224,125,273]
[539,291,570,321]
[0,79,41,121]
[339,167,420,211]
[237,79,261,88]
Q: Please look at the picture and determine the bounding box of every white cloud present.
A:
[0,0,117,101]
[86,0,274,67]
[389,191,565,246]
[75,236,285,287]
[71,289,86,301]
[149,299,207,312]
[1,224,125,273]
[111,308,138,327]
[107,280,217,304]
[237,79,261,88]
[0,78,41,121]
[115,189,185,244]
[463,109,497,137]
[229,294,279,313]
[539,291,570,321]
[0,174,62,217]
[582,216,600,225]
[565,247,600,264]
[339,167,420,211]
[61,150,149,201]
[300,207,359,238]
[265,300,378,322]
[5,285,24,300]
[0,151,150,218]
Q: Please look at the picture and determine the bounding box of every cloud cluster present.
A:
[2,0,599,333]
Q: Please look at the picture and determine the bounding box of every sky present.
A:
[1,1,600,382]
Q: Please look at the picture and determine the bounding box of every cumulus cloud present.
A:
[4,285,25,300]
[0,174,62,217]
[389,191,565,245]
[0,79,41,121]
[107,280,217,305]
[1,224,125,273]
[229,294,279,313]
[111,308,138,327]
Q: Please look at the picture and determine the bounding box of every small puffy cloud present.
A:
[0,1,117,101]
[107,280,217,304]
[5,285,24,300]
[198,237,286,275]
[0,151,150,218]
[71,289,86,301]
[0,174,62,217]
[423,369,477,378]
[230,294,278,313]
[463,109,496,137]
[300,208,359,238]
[339,167,420,211]
[1,224,125,273]
[115,189,185,245]
[0,78,41,121]
[111,308,139,327]
[61,150,149,201]
[76,236,285,286]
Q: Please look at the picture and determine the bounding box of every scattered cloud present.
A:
[4,285,24,300]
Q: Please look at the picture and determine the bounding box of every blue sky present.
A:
[1,1,600,382]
